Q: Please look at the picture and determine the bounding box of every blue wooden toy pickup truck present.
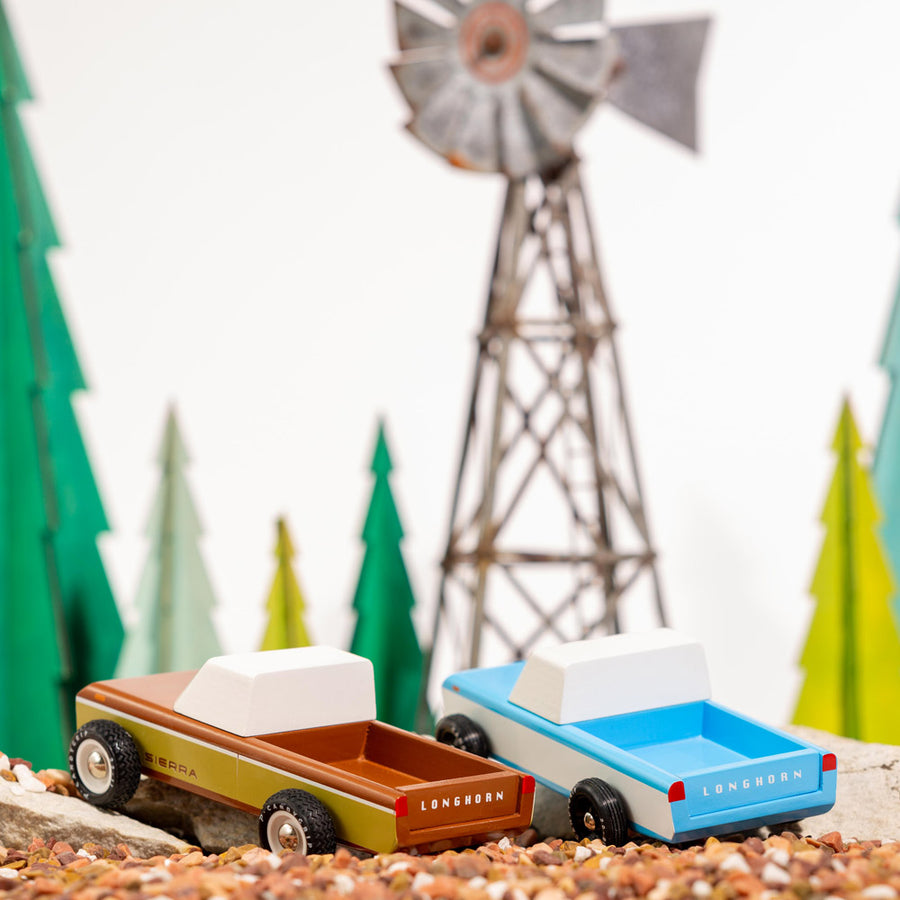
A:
[436,629,836,845]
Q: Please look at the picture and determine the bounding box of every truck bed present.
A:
[574,701,802,778]
[262,720,499,787]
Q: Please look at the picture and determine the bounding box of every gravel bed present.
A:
[3,752,896,897]
[1,832,900,900]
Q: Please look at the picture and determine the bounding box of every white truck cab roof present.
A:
[174,646,377,736]
[508,629,711,724]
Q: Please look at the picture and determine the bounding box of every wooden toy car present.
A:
[69,646,534,854]
[436,629,837,845]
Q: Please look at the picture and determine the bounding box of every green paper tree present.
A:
[117,408,221,675]
[350,421,424,731]
[260,517,313,650]
[873,203,900,623]
[794,398,900,741]
[0,2,122,767]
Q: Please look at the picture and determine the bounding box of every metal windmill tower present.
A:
[390,0,708,695]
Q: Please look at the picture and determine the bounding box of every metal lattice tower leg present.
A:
[424,157,665,702]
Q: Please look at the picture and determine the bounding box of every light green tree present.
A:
[260,517,313,650]
[0,2,121,767]
[117,408,221,675]
[350,421,424,731]
[794,398,900,741]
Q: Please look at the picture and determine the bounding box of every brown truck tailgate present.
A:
[401,770,523,830]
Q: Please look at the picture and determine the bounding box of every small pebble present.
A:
[761,862,791,885]
[719,852,750,874]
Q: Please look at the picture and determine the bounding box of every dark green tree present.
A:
[0,3,122,767]
[350,421,424,731]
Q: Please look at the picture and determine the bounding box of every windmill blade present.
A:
[521,67,594,150]
[413,0,466,21]
[395,1,455,52]
[607,18,710,151]
[450,92,502,172]
[530,31,617,96]
[408,72,482,162]
[529,0,604,32]
[391,49,458,112]
[497,87,554,178]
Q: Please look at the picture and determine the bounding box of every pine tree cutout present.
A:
[794,398,900,742]
[873,205,900,623]
[350,421,424,731]
[117,408,221,675]
[260,517,313,650]
[0,2,121,767]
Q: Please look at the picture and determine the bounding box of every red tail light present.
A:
[395,795,408,818]
[668,781,686,803]
[522,775,535,794]
[822,753,837,772]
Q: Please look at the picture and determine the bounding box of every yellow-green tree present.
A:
[260,518,312,650]
[794,398,900,741]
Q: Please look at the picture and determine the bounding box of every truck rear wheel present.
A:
[435,714,491,757]
[69,719,142,808]
[569,778,628,846]
[259,789,336,855]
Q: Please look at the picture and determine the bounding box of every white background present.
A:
[5,0,900,726]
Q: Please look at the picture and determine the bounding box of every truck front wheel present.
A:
[259,789,336,855]
[435,714,491,757]
[69,719,142,808]
[568,778,628,846]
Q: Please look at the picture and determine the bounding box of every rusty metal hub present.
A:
[459,3,530,84]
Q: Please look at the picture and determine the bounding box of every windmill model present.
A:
[390,0,708,692]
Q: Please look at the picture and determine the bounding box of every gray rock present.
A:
[0,780,191,856]
[787,725,900,842]
[532,782,572,839]
[533,726,900,844]
[124,779,259,853]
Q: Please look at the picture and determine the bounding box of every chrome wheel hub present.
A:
[75,738,113,795]
[266,811,307,854]
[87,751,108,781]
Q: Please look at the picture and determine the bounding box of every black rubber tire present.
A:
[568,778,628,846]
[259,789,337,855]
[69,719,142,808]
[435,714,491,757]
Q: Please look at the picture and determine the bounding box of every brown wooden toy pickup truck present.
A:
[70,647,534,855]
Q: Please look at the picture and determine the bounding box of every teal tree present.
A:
[874,203,900,623]
[117,408,221,675]
[350,422,425,731]
[0,2,121,767]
